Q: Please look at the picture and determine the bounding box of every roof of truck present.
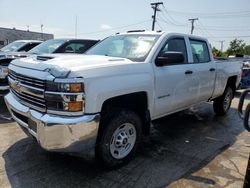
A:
[116,30,208,41]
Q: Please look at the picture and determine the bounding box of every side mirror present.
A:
[156,51,184,66]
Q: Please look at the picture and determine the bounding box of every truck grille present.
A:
[8,70,46,112]
[9,70,45,89]
[0,77,8,84]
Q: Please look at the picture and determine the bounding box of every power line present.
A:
[193,24,250,30]
[167,10,250,16]
[161,5,187,26]
[151,2,163,31]
[188,18,198,34]
[208,35,250,38]
[196,20,215,38]
[157,14,188,28]
[196,27,250,32]
[156,19,164,30]
[57,19,151,37]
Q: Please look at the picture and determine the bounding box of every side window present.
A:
[159,38,188,64]
[190,39,210,63]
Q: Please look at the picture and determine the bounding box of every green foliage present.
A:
[227,39,246,56]
[212,46,227,57]
[245,45,250,55]
[212,39,249,57]
[212,47,219,56]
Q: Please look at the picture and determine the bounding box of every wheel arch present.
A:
[96,92,151,145]
[226,76,238,96]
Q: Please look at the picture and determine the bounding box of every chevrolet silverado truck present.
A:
[5,31,241,168]
[0,39,98,95]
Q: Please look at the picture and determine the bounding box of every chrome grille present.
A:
[9,70,45,89]
[8,70,46,112]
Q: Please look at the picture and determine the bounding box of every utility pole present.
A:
[151,2,163,31]
[41,24,44,40]
[188,18,198,34]
[75,16,78,39]
[219,40,225,52]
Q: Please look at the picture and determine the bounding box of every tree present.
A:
[212,47,219,57]
[227,39,246,56]
[212,47,227,57]
[245,45,250,55]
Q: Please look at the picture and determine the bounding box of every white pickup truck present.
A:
[5,31,241,168]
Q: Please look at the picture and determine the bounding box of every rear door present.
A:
[188,39,216,102]
[153,36,199,118]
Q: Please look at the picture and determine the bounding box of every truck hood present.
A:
[10,54,143,78]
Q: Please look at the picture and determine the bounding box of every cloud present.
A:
[100,24,112,30]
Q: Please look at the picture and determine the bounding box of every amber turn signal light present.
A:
[70,83,84,92]
[68,101,83,111]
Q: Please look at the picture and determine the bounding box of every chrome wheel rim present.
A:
[110,123,136,159]
[223,91,232,111]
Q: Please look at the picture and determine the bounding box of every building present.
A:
[0,27,54,48]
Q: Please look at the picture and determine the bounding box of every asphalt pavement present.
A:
[0,92,249,188]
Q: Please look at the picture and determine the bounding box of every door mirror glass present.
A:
[156,51,184,66]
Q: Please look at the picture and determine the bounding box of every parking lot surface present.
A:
[0,92,249,188]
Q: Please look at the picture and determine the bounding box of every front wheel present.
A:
[213,87,233,116]
[96,110,142,168]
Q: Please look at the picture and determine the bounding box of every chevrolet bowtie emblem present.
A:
[13,80,21,92]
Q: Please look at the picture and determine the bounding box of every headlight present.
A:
[45,79,85,115]
[46,81,84,92]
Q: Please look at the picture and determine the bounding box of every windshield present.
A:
[29,39,66,54]
[0,41,25,52]
[86,34,159,62]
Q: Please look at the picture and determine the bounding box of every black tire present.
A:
[213,87,233,116]
[96,110,142,169]
[243,103,250,132]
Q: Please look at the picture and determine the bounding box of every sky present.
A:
[0,0,250,50]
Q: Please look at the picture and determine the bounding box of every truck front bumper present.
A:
[4,93,100,153]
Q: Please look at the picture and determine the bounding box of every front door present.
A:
[153,37,199,118]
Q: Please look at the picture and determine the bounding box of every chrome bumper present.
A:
[4,93,100,153]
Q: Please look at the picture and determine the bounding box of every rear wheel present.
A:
[96,110,142,169]
[213,87,233,116]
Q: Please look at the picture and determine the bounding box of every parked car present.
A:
[5,31,241,168]
[0,40,42,95]
[29,38,99,54]
[0,40,42,53]
[0,39,99,95]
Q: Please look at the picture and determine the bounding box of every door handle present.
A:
[185,70,193,74]
[209,68,216,72]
